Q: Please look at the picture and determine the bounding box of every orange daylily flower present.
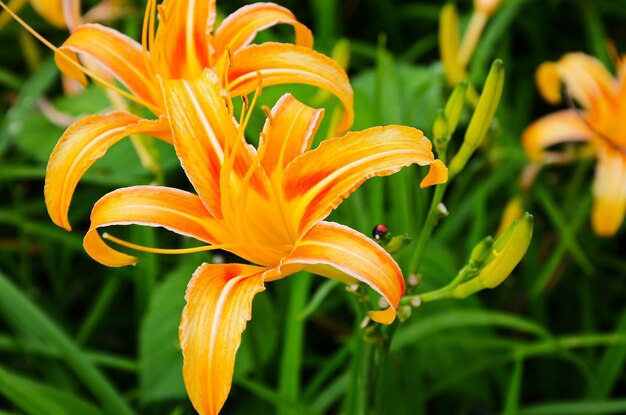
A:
[522,53,626,236]
[81,70,447,414]
[44,0,353,231]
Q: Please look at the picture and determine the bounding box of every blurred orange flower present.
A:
[81,70,446,414]
[523,53,626,236]
[43,0,353,231]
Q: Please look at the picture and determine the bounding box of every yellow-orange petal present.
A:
[419,159,448,188]
[280,221,404,324]
[31,0,65,28]
[180,263,267,415]
[228,43,354,133]
[591,145,626,236]
[283,125,438,235]
[153,0,215,79]
[161,69,269,218]
[45,112,170,231]
[521,110,592,162]
[536,62,562,105]
[83,185,222,267]
[553,53,618,110]
[259,93,324,179]
[61,0,80,31]
[213,3,313,59]
[56,23,160,107]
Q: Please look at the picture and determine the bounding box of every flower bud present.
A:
[448,59,504,179]
[469,236,493,267]
[464,59,504,149]
[444,81,468,136]
[474,0,503,16]
[452,213,533,298]
[433,110,450,155]
[439,3,465,85]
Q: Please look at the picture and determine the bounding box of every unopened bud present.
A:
[464,59,504,149]
[444,81,468,135]
[409,296,422,308]
[437,203,449,217]
[407,273,421,287]
[384,234,412,255]
[469,236,493,267]
[474,0,502,16]
[396,305,412,323]
[452,213,533,298]
[448,59,504,179]
[433,110,450,155]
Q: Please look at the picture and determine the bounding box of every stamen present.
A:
[261,105,273,125]
[0,0,161,114]
[141,0,156,77]
[102,232,239,255]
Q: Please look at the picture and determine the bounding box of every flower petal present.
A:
[420,159,448,188]
[228,43,354,133]
[161,69,270,219]
[31,0,66,28]
[180,262,266,415]
[45,112,170,231]
[522,110,592,161]
[279,221,404,324]
[56,23,159,107]
[83,186,222,267]
[259,93,324,178]
[213,3,313,58]
[283,125,440,235]
[153,0,215,78]
[591,145,626,236]
[541,53,618,110]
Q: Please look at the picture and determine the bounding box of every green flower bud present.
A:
[433,109,450,155]
[448,59,504,179]
[384,234,412,255]
[469,236,494,267]
[452,213,533,298]
[464,59,505,149]
[444,81,467,135]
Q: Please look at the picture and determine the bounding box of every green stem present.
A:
[0,271,135,415]
[373,340,390,415]
[409,183,448,276]
[278,274,312,415]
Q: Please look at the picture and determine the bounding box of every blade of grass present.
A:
[0,271,135,415]
[0,335,137,372]
[0,57,58,156]
[592,308,626,399]
[76,276,122,345]
[502,357,524,415]
[530,192,592,298]
[234,377,319,415]
[392,309,550,352]
[580,0,611,68]
[519,399,626,415]
[535,186,595,275]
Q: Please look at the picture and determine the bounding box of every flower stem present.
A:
[278,274,312,415]
[408,183,448,276]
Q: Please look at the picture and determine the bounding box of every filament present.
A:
[102,232,238,255]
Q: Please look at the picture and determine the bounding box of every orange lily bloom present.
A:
[44,0,353,232]
[81,69,447,414]
[522,53,626,236]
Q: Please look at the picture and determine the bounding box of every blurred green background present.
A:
[1,0,626,414]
